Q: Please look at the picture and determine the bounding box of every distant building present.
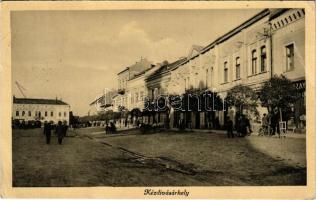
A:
[12,97,70,124]
[89,89,116,115]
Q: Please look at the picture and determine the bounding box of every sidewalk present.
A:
[171,128,306,139]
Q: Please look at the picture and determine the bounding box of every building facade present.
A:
[13,97,70,125]
[108,8,305,131]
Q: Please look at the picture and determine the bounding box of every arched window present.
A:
[251,50,257,75]
[22,111,25,116]
[235,57,241,79]
[260,46,267,72]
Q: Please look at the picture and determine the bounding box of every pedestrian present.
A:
[43,121,52,144]
[105,123,110,134]
[226,116,234,138]
[235,113,241,137]
[270,110,280,136]
[63,121,68,137]
[110,122,116,133]
[261,113,269,135]
[55,121,64,145]
[240,114,252,137]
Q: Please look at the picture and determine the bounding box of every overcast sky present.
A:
[11,9,261,116]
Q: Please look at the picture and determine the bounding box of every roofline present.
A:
[117,67,129,75]
[89,96,104,106]
[13,97,69,105]
[171,9,271,72]
[201,9,270,53]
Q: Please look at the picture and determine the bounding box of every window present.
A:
[28,111,31,116]
[38,111,41,118]
[59,112,61,117]
[16,111,19,116]
[293,13,297,19]
[235,57,240,80]
[22,111,25,116]
[51,111,54,117]
[224,61,228,83]
[251,50,257,75]
[260,46,267,72]
[286,43,294,71]
[64,112,67,117]
[206,69,209,87]
[289,15,292,21]
[45,111,48,117]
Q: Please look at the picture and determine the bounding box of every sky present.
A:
[11,9,261,116]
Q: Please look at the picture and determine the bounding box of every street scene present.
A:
[11,8,306,187]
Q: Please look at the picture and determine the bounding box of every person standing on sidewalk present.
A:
[226,117,234,138]
[43,121,52,144]
[55,121,64,145]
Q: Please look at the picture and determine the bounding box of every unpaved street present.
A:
[13,128,306,186]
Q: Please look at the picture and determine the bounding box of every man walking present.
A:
[43,121,52,144]
[55,121,64,145]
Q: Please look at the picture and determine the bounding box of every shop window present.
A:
[286,43,294,71]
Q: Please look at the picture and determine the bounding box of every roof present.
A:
[13,97,69,105]
[146,57,187,81]
[201,9,270,54]
[117,67,129,75]
[171,9,271,71]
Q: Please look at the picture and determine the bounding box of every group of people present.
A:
[260,111,281,136]
[105,122,117,134]
[43,121,68,145]
[226,114,252,138]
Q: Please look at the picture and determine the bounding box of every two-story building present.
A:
[13,97,70,125]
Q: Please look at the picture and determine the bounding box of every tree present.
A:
[226,85,259,116]
[260,74,300,121]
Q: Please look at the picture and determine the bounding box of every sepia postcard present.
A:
[0,1,315,199]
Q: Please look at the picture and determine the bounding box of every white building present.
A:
[12,97,70,125]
